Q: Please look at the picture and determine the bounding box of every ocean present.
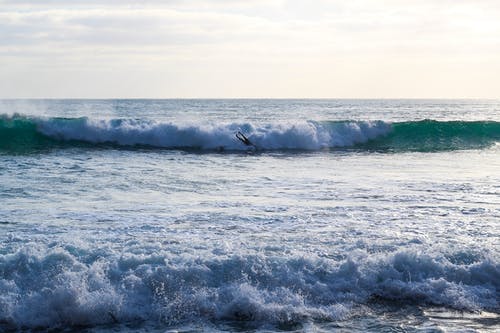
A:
[0,99,499,332]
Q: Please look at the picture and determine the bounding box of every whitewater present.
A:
[0,99,499,332]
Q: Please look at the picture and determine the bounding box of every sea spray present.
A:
[0,244,497,330]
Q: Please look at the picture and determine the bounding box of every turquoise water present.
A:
[0,100,499,332]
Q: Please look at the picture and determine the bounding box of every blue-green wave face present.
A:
[1,115,499,154]
[0,116,54,153]
[359,120,500,152]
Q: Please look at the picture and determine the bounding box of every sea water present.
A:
[0,99,499,332]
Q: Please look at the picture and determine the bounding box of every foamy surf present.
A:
[1,115,500,153]
[31,116,393,150]
[0,245,497,330]
[1,100,499,332]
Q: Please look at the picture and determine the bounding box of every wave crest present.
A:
[0,246,497,329]
[1,115,499,153]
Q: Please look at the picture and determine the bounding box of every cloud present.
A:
[2,0,498,51]
[1,0,499,97]
[0,6,283,48]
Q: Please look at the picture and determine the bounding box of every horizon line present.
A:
[1,97,499,100]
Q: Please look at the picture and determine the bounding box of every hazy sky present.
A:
[1,0,499,98]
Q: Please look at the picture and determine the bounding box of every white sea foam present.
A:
[35,117,393,150]
[2,100,499,332]
[0,245,497,329]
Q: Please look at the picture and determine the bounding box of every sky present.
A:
[1,0,499,98]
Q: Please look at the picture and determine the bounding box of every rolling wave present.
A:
[1,114,499,153]
[0,245,497,330]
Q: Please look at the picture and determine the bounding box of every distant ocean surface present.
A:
[0,99,499,332]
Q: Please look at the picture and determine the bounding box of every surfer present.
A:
[235,131,254,147]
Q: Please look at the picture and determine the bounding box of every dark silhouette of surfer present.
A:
[236,131,254,147]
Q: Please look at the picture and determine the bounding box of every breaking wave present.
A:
[0,245,497,330]
[1,115,499,153]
